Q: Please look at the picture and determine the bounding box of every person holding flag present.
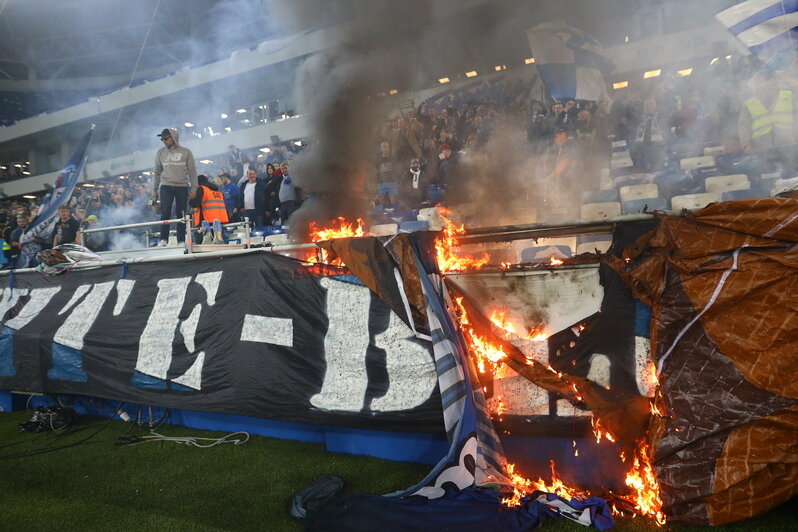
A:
[16,128,93,269]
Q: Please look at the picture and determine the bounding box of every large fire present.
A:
[457,303,666,524]
[306,217,366,264]
[434,206,489,272]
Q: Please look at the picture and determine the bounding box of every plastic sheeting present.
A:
[608,197,798,525]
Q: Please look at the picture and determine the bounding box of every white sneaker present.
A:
[157,240,168,247]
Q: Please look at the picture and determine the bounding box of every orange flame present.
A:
[309,217,365,241]
[307,217,366,264]
[501,463,534,507]
[532,460,585,501]
[624,442,666,525]
[488,308,549,341]
[549,256,564,266]
[502,460,586,507]
[591,418,617,444]
[491,396,507,419]
[454,297,507,375]
[433,206,489,273]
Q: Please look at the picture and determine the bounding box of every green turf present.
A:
[0,411,794,531]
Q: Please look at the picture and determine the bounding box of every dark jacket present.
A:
[237,179,267,213]
[397,168,429,208]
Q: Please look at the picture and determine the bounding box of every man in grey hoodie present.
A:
[153,128,198,245]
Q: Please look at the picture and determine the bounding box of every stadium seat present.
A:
[581,189,619,203]
[619,183,659,204]
[263,233,290,246]
[722,189,757,202]
[417,207,445,230]
[576,240,612,255]
[369,223,398,236]
[576,233,613,255]
[520,245,572,263]
[622,196,668,214]
[756,176,779,196]
[703,146,725,157]
[614,173,655,189]
[655,171,699,198]
[671,192,721,211]
[704,174,750,195]
[580,202,621,219]
[612,140,628,151]
[399,220,430,233]
[611,156,634,169]
[611,165,636,178]
[680,155,715,173]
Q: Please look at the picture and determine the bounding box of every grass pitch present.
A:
[0,410,794,531]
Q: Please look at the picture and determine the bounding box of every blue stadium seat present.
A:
[721,189,758,202]
[520,245,572,263]
[622,197,668,214]
[611,165,636,178]
[581,189,619,203]
[755,177,779,196]
[252,225,286,236]
[399,220,430,233]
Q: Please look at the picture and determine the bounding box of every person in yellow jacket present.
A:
[738,70,797,175]
[189,174,229,244]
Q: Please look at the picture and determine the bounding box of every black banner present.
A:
[0,253,443,432]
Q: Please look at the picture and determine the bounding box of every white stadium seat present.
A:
[369,223,398,236]
[417,207,445,230]
[580,202,621,219]
[680,155,715,172]
[704,174,750,194]
[703,146,725,157]
[611,156,633,169]
[263,233,290,246]
[612,140,628,149]
[671,192,722,211]
[619,183,659,204]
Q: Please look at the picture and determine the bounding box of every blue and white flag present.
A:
[716,0,798,69]
[20,127,94,245]
[526,20,615,102]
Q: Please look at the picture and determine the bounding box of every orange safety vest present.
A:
[192,186,230,226]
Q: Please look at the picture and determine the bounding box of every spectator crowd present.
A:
[2,53,797,264]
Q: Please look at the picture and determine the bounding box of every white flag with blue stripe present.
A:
[20,127,93,245]
[525,20,614,102]
[716,0,798,69]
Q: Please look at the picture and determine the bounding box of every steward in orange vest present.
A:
[191,176,230,226]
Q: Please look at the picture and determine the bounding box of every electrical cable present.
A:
[116,430,249,448]
[0,402,122,461]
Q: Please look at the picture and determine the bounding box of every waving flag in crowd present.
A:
[525,20,615,102]
[20,126,94,246]
[716,0,798,70]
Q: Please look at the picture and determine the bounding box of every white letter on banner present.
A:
[0,288,29,324]
[135,277,192,380]
[635,336,656,397]
[311,278,371,411]
[53,282,115,350]
[371,310,436,411]
[4,287,61,330]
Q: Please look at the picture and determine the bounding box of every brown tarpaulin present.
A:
[608,197,798,525]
